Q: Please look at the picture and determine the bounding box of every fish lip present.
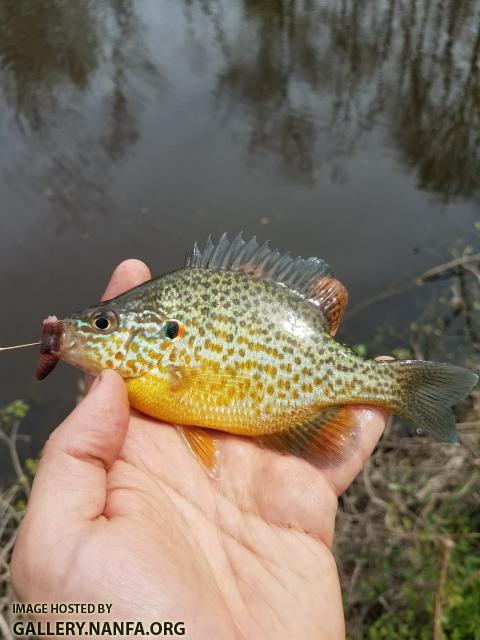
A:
[36,316,75,380]
[39,316,63,355]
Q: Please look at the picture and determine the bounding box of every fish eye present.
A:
[165,319,184,340]
[90,309,118,332]
[95,316,110,330]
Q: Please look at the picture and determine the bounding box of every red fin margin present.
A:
[307,277,349,336]
[255,406,359,467]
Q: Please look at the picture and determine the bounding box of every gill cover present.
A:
[59,301,175,378]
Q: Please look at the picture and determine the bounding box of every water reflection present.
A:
[0,0,159,229]
[1,0,478,205]
[200,0,480,198]
[102,0,160,161]
[214,0,327,182]
[391,6,480,199]
[0,0,99,130]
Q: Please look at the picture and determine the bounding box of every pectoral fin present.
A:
[175,424,221,477]
[255,406,359,467]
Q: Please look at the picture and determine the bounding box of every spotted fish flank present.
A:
[37,233,478,476]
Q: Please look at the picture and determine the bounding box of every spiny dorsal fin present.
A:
[185,233,348,334]
[255,406,359,467]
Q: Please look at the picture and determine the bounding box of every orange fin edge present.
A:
[176,425,221,478]
[255,406,359,467]
[307,277,349,336]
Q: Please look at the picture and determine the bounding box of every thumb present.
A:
[24,369,129,528]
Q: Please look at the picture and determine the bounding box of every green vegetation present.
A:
[337,245,480,639]
[0,401,34,638]
[336,422,480,639]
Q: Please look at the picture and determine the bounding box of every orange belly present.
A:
[125,365,306,436]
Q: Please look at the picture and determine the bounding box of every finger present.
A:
[321,406,389,496]
[101,258,152,301]
[85,259,152,392]
[23,370,129,530]
[322,355,394,495]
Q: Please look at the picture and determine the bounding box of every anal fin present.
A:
[176,425,221,478]
[255,406,359,467]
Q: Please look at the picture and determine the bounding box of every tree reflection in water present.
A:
[0,0,478,228]
[196,0,480,199]
[0,0,160,229]
[0,0,99,130]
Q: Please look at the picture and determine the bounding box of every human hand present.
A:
[11,260,389,639]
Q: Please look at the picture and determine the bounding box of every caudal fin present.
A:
[381,360,478,443]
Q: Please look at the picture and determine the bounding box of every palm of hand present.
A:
[69,414,344,636]
[12,260,387,640]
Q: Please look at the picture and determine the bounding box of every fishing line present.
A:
[0,342,41,352]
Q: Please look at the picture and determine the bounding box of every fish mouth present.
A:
[36,316,68,380]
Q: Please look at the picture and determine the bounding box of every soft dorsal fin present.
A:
[305,276,348,336]
[185,232,348,334]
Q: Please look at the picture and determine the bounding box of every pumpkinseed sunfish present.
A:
[36,233,478,474]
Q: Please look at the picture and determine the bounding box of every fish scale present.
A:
[36,233,478,474]
[149,269,340,426]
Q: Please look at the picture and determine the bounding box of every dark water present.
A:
[0,0,479,466]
